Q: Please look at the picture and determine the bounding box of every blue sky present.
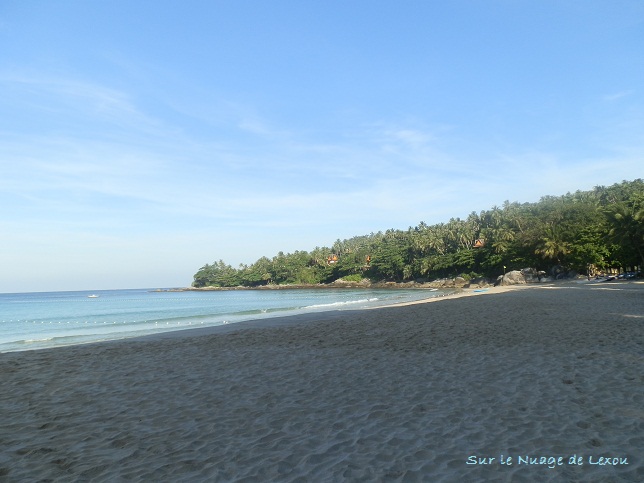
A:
[1,1,643,292]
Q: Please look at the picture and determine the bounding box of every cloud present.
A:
[2,70,643,291]
[603,90,634,102]
[0,73,178,145]
[4,88,638,234]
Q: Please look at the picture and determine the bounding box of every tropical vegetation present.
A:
[193,179,643,287]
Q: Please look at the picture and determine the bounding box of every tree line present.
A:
[193,179,643,287]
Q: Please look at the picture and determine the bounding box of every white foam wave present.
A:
[306,298,379,309]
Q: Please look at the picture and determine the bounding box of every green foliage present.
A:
[193,260,242,287]
[371,234,411,280]
[604,197,644,268]
[341,274,364,283]
[193,179,644,287]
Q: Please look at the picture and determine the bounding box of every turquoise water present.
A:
[0,288,450,352]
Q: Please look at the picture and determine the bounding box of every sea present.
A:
[0,287,451,353]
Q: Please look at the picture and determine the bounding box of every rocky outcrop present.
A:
[427,278,458,288]
[189,267,581,291]
[426,277,494,289]
[331,278,372,288]
[454,276,467,286]
[520,268,541,282]
[466,277,493,288]
[497,270,527,286]
[550,265,579,280]
[494,267,571,286]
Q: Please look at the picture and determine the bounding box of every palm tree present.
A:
[534,225,571,264]
[480,206,515,254]
[605,201,644,268]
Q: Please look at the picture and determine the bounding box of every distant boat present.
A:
[87,294,99,298]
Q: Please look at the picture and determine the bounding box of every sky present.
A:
[1,1,643,293]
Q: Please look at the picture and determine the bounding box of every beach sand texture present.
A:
[0,282,642,482]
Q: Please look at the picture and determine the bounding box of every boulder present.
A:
[501,270,527,286]
[467,277,492,288]
[454,277,467,287]
[429,276,492,288]
[520,268,540,282]
[551,265,566,277]
[428,278,452,288]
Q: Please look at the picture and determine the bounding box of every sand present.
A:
[0,281,642,482]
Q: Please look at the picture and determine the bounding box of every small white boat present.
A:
[87,294,99,298]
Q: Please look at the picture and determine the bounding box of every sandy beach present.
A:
[1,281,642,482]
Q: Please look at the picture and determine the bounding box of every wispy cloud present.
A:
[603,90,634,102]
[2,69,643,291]
[0,73,176,142]
[3,82,639,232]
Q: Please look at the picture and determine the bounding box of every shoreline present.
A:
[0,286,459,355]
[164,282,457,291]
[1,279,632,355]
[12,282,526,353]
[134,279,627,345]
[1,281,642,481]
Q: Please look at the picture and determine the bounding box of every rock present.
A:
[551,265,566,277]
[429,276,494,288]
[520,268,540,282]
[501,270,527,285]
[467,277,492,288]
[454,277,467,287]
[428,278,449,288]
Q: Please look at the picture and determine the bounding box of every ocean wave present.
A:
[1,333,133,353]
[20,337,54,343]
[0,288,451,353]
[305,298,379,309]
